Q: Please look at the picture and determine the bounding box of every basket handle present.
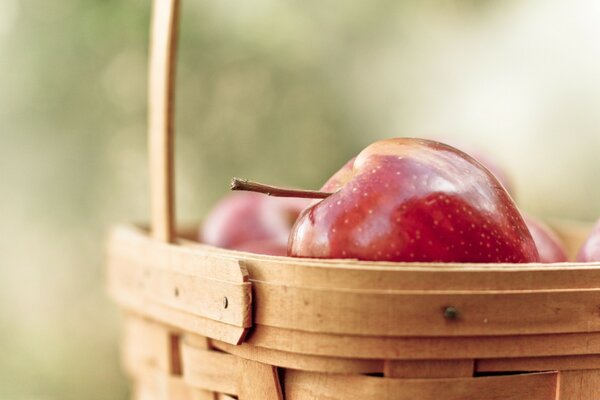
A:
[148,0,180,243]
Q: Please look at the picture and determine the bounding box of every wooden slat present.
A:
[129,362,200,400]
[134,383,215,400]
[111,254,250,327]
[284,370,557,400]
[124,318,217,399]
[180,240,600,292]
[238,257,600,292]
[185,334,212,349]
[112,225,600,356]
[247,325,600,360]
[122,316,173,374]
[111,225,598,339]
[180,340,238,395]
[114,288,247,345]
[167,376,195,400]
[108,226,252,345]
[182,335,217,400]
[252,281,600,336]
[557,369,600,400]
[115,227,249,282]
[133,381,157,400]
[244,261,600,291]
[148,0,179,243]
[477,354,600,373]
[211,340,382,374]
[237,358,283,400]
[383,359,474,378]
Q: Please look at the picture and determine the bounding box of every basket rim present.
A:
[122,223,599,273]
[108,222,600,353]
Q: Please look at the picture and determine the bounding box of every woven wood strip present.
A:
[284,370,557,400]
[108,225,252,344]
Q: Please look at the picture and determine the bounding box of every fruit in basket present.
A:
[576,219,600,262]
[523,214,568,263]
[284,138,539,263]
[200,192,307,255]
[234,239,289,256]
[434,138,515,196]
[466,149,513,196]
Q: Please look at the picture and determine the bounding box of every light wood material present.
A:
[123,316,173,374]
[241,259,600,291]
[130,362,199,400]
[149,0,179,243]
[112,222,600,398]
[383,359,474,378]
[133,381,156,400]
[180,340,238,395]
[108,226,252,345]
[183,334,282,399]
[284,370,557,400]
[111,226,600,339]
[182,335,217,400]
[116,290,247,345]
[246,325,600,360]
[251,281,600,336]
[237,358,283,400]
[477,354,600,373]
[112,226,250,283]
[211,340,382,374]
[110,253,251,327]
[184,334,212,351]
[557,369,600,400]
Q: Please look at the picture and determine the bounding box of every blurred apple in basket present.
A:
[201,192,307,256]
[523,214,568,263]
[576,219,600,262]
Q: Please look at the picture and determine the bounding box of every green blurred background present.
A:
[2,0,600,398]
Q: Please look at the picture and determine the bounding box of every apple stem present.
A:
[230,177,334,199]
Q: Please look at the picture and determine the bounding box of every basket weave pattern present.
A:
[108,0,600,398]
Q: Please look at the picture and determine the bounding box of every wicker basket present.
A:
[108,1,600,398]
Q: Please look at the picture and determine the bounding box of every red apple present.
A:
[576,219,600,262]
[523,214,568,263]
[432,137,515,196]
[288,138,539,263]
[201,192,307,255]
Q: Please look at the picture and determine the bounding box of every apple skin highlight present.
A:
[288,138,539,263]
